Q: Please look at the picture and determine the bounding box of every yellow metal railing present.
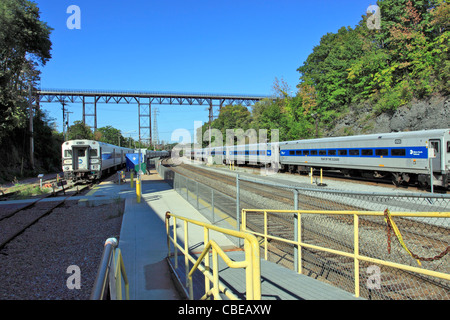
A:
[241,209,450,298]
[165,211,261,300]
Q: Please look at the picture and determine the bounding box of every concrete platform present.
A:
[118,171,236,300]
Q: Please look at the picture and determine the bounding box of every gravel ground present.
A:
[0,199,124,300]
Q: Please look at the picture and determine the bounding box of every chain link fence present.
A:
[157,161,450,299]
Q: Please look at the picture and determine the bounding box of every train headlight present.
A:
[63,159,72,164]
[91,159,99,163]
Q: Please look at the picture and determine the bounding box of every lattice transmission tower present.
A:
[152,107,159,148]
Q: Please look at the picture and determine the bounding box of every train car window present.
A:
[338,150,347,156]
[328,150,336,156]
[79,149,85,157]
[90,149,98,157]
[303,150,310,155]
[391,149,406,156]
[361,149,373,156]
[261,151,266,155]
[431,141,439,153]
[311,150,317,155]
[319,150,326,155]
[64,150,72,157]
[289,150,295,155]
[296,150,302,155]
[349,149,359,156]
[447,142,450,153]
[375,149,388,156]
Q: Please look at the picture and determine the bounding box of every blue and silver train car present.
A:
[62,140,134,181]
[279,129,450,188]
[226,143,278,166]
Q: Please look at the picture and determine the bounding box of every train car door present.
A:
[74,147,89,171]
[429,139,441,172]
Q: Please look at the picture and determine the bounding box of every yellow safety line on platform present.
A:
[86,186,100,196]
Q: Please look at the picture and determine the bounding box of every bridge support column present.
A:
[138,98,152,147]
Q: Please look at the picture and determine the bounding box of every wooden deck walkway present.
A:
[168,251,362,300]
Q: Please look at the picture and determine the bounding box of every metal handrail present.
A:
[91,238,130,300]
[241,209,450,298]
[165,211,261,300]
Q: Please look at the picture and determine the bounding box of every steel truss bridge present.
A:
[36,89,270,145]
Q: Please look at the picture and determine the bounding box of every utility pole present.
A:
[28,80,34,170]
[65,111,73,140]
[61,101,68,141]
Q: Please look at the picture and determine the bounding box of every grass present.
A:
[7,183,52,199]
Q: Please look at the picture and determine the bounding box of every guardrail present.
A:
[241,209,450,299]
[165,211,261,300]
[91,238,129,300]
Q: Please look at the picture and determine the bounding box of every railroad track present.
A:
[0,184,92,252]
[164,161,450,300]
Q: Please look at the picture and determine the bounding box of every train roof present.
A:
[62,139,134,150]
[280,128,450,146]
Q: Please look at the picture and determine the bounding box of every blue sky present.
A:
[35,0,375,144]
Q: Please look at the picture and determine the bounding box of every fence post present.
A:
[196,180,199,209]
[185,175,188,200]
[293,189,299,272]
[354,213,360,297]
[236,173,240,231]
[211,188,215,224]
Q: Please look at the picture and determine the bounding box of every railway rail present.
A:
[0,183,92,252]
[163,160,450,300]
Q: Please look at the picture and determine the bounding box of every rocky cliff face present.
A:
[325,94,450,137]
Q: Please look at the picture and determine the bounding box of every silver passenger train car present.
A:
[62,140,134,181]
[186,129,450,188]
[189,143,279,167]
[279,129,449,188]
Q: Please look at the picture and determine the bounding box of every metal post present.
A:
[185,176,188,200]
[136,176,141,203]
[430,158,434,194]
[196,181,199,209]
[211,188,215,224]
[130,171,134,188]
[28,82,34,169]
[90,238,118,300]
[293,189,299,272]
[236,174,240,231]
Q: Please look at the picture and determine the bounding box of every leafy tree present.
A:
[0,0,52,143]
[296,0,448,123]
[96,125,125,146]
[67,121,94,140]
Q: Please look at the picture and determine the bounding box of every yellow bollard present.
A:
[130,171,134,188]
[320,168,323,184]
[136,176,141,203]
[310,167,313,184]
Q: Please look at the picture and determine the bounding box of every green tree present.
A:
[96,125,125,146]
[0,0,52,143]
[201,104,252,147]
[67,121,94,140]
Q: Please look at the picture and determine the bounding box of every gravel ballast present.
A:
[0,199,124,300]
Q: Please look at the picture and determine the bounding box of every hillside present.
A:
[325,94,449,137]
